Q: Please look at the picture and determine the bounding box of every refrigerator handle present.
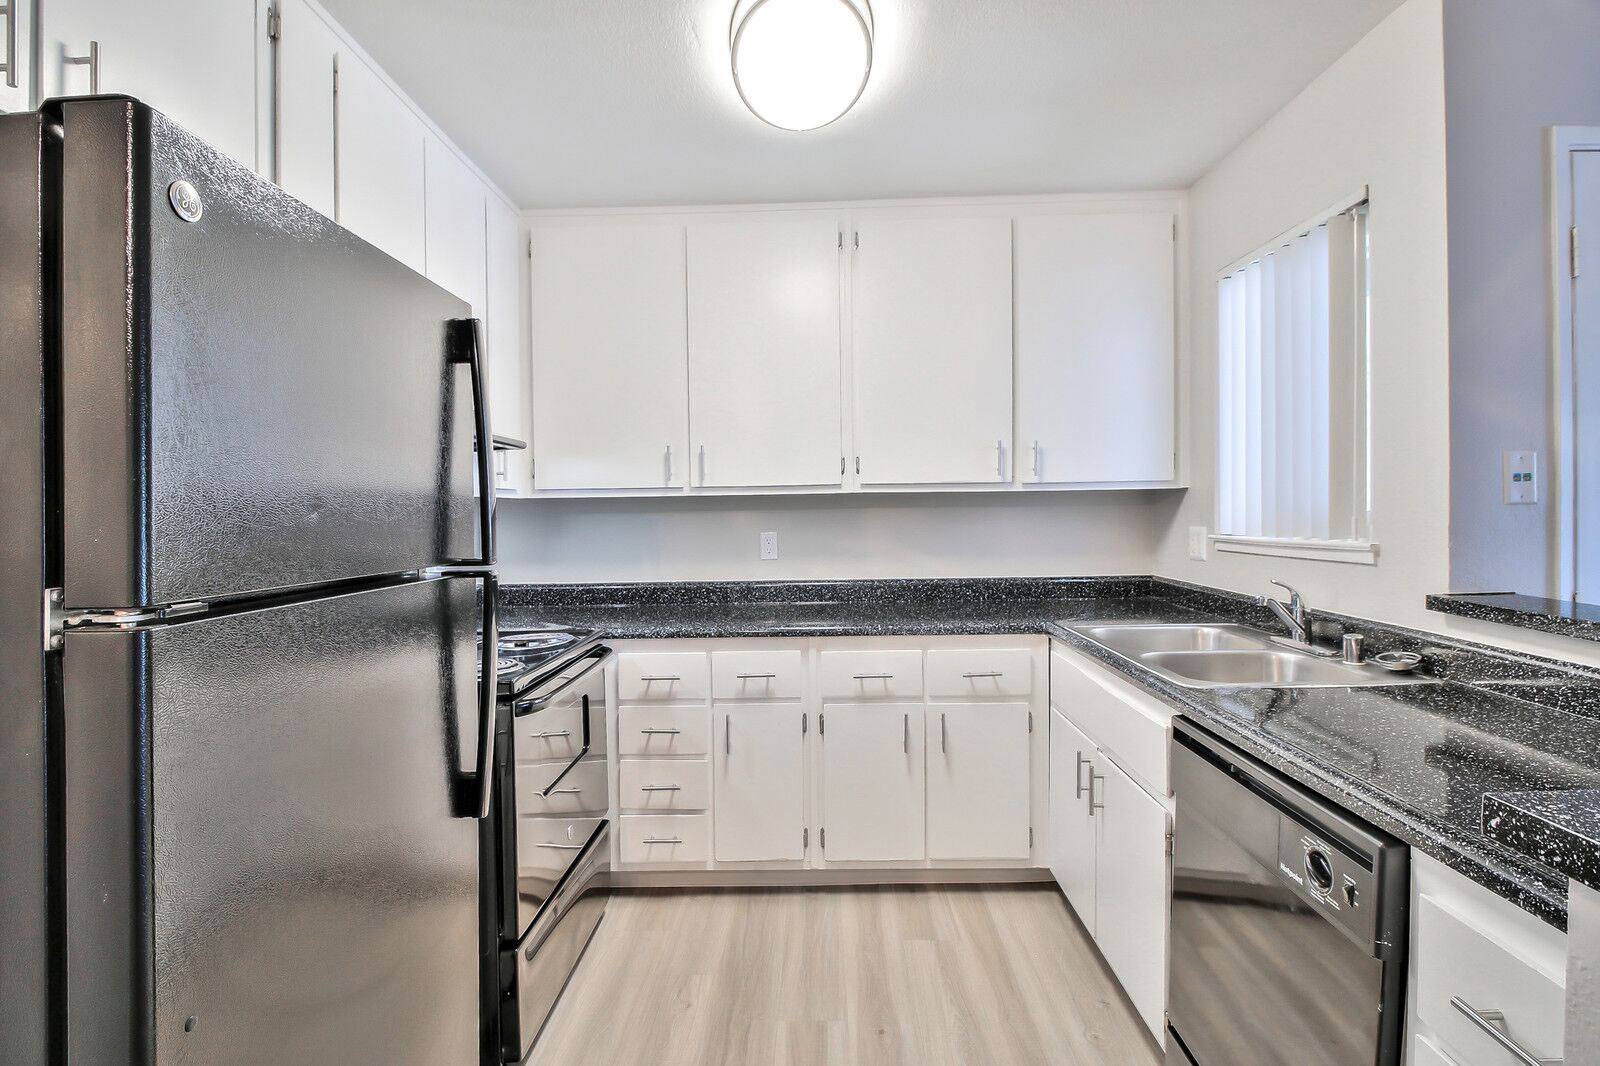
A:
[449,318,495,567]
[472,571,498,819]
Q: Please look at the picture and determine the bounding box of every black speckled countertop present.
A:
[1483,790,1600,893]
[501,576,1600,928]
[1427,591,1600,644]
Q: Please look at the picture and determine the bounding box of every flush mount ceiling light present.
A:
[730,0,874,132]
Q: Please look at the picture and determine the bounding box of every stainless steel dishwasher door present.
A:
[1167,723,1405,1066]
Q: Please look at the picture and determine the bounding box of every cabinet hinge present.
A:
[802,713,807,736]
[818,713,824,735]
[803,827,809,850]
[1028,711,1033,734]
[527,236,533,260]
[820,827,826,850]
[1029,826,1034,848]
[838,231,843,250]
[853,232,860,251]
[841,456,845,476]
[1165,831,1174,857]
[267,6,282,41]
[1573,226,1582,279]
[854,456,861,475]
[1172,220,1178,243]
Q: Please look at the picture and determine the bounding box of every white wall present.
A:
[496,492,1166,584]
[1442,0,1600,598]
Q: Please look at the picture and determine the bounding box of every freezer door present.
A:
[0,110,51,1066]
[62,578,483,1066]
[54,97,478,609]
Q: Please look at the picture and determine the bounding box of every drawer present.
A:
[513,699,586,764]
[818,649,923,700]
[618,705,711,756]
[1049,648,1172,796]
[1415,893,1565,1065]
[619,758,711,812]
[516,815,605,879]
[514,758,608,817]
[618,814,711,865]
[712,649,804,700]
[617,651,709,702]
[925,648,1033,698]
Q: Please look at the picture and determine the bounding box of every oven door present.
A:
[1168,739,1383,1066]
[499,820,610,1062]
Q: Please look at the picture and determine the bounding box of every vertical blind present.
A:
[1217,204,1369,543]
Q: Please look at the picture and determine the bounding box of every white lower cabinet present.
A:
[1048,708,1098,931]
[1091,754,1170,1040]
[819,704,926,861]
[926,703,1032,860]
[713,706,807,862]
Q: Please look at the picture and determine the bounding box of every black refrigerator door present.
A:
[61,578,483,1066]
[53,96,478,610]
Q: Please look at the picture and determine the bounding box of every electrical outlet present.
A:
[759,531,779,560]
[1188,526,1208,562]
[1503,451,1538,504]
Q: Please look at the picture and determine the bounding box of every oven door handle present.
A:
[517,646,614,712]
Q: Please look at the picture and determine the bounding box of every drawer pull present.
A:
[639,675,681,682]
[534,842,585,851]
[546,788,582,796]
[852,673,894,680]
[735,672,777,679]
[639,728,681,736]
[1449,997,1561,1066]
[962,671,1004,679]
[640,785,682,792]
[1088,768,1105,816]
[530,730,572,739]
[642,837,684,845]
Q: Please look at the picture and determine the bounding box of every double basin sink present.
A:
[1067,623,1437,690]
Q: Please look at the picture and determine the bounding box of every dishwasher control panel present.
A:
[1277,817,1378,947]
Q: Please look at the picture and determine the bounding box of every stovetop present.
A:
[486,623,601,698]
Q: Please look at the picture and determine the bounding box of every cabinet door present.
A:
[851,217,1013,485]
[530,223,689,490]
[486,196,530,493]
[273,0,339,219]
[687,217,843,488]
[714,706,806,862]
[819,705,924,861]
[926,703,1030,860]
[1048,709,1098,933]
[423,135,487,314]
[0,0,34,113]
[42,0,258,168]
[1094,754,1170,1040]
[334,50,425,272]
[1015,212,1175,484]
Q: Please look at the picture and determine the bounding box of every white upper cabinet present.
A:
[273,0,341,220]
[687,216,844,489]
[851,216,1014,485]
[0,0,34,113]
[530,222,689,491]
[1015,211,1176,483]
[422,134,487,314]
[486,196,531,493]
[41,0,258,168]
[334,50,426,273]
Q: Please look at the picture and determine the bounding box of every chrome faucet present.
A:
[1258,580,1312,645]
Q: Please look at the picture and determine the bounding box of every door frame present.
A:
[1549,126,1600,600]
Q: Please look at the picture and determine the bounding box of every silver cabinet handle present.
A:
[724,713,731,756]
[996,439,1005,478]
[940,712,948,753]
[1032,440,1041,479]
[665,444,672,485]
[1449,998,1561,1066]
[642,837,683,845]
[535,842,585,851]
[1074,751,1090,799]
[530,730,571,739]
[698,444,706,485]
[903,713,908,754]
[962,671,1003,679]
[65,40,100,94]
[639,675,681,682]
[546,788,582,796]
[640,785,682,792]
[852,673,893,680]
[1088,768,1105,815]
[735,672,777,679]
[639,728,681,735]
[0,3,17,89]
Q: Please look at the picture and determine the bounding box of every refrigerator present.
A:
[1,97,499,1065]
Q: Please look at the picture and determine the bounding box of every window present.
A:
[1216,195,1372,563]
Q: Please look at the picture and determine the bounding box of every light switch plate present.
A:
[1188,526,1208,562]
[1503,451,1538,504]
[759,531,779,560]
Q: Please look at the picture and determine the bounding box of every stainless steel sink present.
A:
[1066,623,1436,689]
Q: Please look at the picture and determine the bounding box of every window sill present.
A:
[1210,535,1379,566]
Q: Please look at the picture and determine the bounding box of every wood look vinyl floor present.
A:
[526,885,1163,1066]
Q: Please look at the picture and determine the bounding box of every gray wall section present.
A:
[0,112,51,1066]
[1444,0,1600,596]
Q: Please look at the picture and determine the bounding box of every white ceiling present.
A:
[319,0,1404,209]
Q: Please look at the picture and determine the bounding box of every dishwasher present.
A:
[1167,719,1408,1066]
